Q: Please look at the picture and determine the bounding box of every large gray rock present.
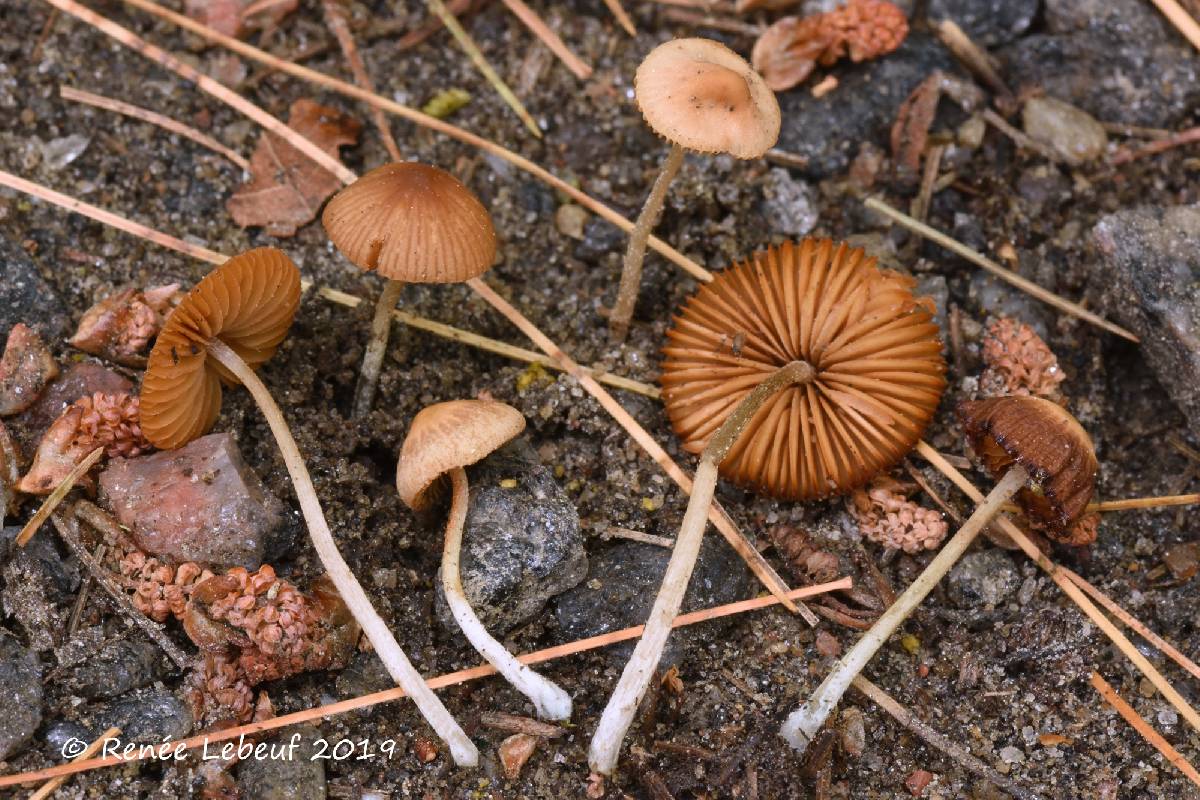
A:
[928,0,1038,46]
[776,32,958,179]
[99,432,286,569]
[554,537,753,667]
[0,630,43,760]
[435,439,586,635]
[97,688,193,743]
[1093,206,1200,436]
[68,638,162,700]
[0,235,68,342]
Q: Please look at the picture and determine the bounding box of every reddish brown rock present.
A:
[0,324,58,417]
[498,733,539,779]
[99,432,285,568]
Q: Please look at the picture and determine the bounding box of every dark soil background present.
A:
[1,0,1200,797]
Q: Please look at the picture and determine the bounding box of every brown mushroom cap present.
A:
[635,38,781,159]
[141,248,301,450]
[322,163,497,284]
[661,238,946,501]
[959,395,1098,538]
[397,399,526,510]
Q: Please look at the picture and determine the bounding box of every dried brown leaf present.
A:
[226,99,361,237]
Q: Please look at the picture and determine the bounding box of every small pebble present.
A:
[1022,96,1107,165]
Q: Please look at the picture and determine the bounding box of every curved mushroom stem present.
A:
[779,463,1030,753]
[353,278,405,419]
[207,338,479,767]
[443,467,573,720]
[589,359,815,775]
[608,143,685,344]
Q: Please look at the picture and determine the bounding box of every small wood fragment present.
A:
[479,711,566,739]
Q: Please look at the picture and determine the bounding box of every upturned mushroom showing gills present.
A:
[608,37,780,342]
[322,162,497,418]
[589,238,946,775]
[397,399,573,721]
[780,394,1098,752]
[140,248,479,767]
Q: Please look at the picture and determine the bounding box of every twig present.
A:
[764,148,808,169]
[59,85,249,170]
[661,8,763,36]
[1145,0,1200,52]
[653,740,718,760]
[321,0,403,162]
[851,676,1042,800]
[1169,434,1200,463]
[31,7,60,62]
[498,0,592,79]
[1090,672,1200,788]
[478,711,565,738]
[0,578,850,787]
[1112,125,1200,164]
[15,447,104,547]
[601,0,636,35]
[934,19,1011,99]
[425,0,542,138]
[601,527,675,547]
[866,197,1139,343]
[1101,121,1171,140]
[903,460,964,525]
[914,441,1200,738]
[910,143,944,223]
[68,0,714,283]
[49,510,192,670]
[66,543,104,636]
[28,726,121,800]
[396,0,475,51]
[1062,568,1200,683]
[980,108,1064,164]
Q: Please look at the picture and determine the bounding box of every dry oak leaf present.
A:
[226,99,361,237]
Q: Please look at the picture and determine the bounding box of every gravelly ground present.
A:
[2,0,1200,797]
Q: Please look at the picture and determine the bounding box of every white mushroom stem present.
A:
[589,359,815,775]
[353,278,405,419]
[443,467,573,720]
[608,143,685,343]
[780,463,1030,752]
[208,338,479,767]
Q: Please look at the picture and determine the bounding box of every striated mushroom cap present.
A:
[322,162,497,284]
[397,399,525,510]
[959,395,1098,539]
[141,248,301,450]
[661,238,946,501]
[635,38,780,159]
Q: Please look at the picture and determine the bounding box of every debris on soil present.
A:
[0,629,43,760]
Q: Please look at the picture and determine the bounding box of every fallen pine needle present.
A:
[59,85,249,171]
[1112,125,1200,164]
[0,578,850,787]
[1090,671,1200,788]
[601,0,636,35]
[1089,493,1200,511]
[15,447,104,547]
[28,726,121,800]
[866,197,1139,343]
[499,0,593,79]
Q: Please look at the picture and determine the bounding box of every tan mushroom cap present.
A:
[959,396,1098,539]
[661,238,946,501]
[635,37,781,159]
[141,248,301,450]
[397,399,526,510]
[322,162,497,284]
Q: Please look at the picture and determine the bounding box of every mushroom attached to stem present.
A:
[780,395,1098,752]
[322,162,496,418]
[397,399,572,720]
[589,238,947,774]
[140,248,479,767]
[608,38,780,343]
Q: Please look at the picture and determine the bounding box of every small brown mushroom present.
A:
[397,399,572,720]
[141,247,479,767]
[608,38,780,342]
[322,162,496,418]
[781,395,1098,752]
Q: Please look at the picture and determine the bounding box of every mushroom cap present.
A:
[959,395,1098,537]
[635,38,781,159]
[322,162,497,283]
[397,399,526,510]
[141,248,301,450]
[661,238,946,501]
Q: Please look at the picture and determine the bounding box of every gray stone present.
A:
[776,32,958,179]
[948,549,1019,608]
[915,275,950,347]
[236,725,326,800]
[554,536,753,667]
[1093,205,1200,436]
[99,432,286,569]
[42,720,93,758]
[68,639,161,700]
[1021,97,1107,165]
[761,168,818,238]
[97,688,193,743]
[435,439,586,635]
[0,630,43,760]
[928,0,1037,46]
[0,235,68,342]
